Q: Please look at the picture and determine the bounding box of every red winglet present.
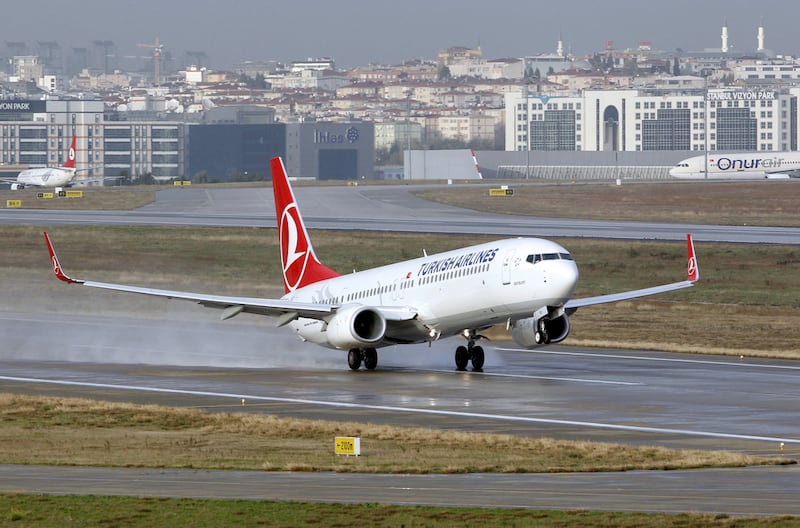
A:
[43,232,82,284]
[686,234,699,283]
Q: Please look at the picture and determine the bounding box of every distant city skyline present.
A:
[3,0,799,70]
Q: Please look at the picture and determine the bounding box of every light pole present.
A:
[524,84,530,179]
[406,91,412,180]
[704,73,709,180]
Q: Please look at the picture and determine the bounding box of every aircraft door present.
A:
[392,278,403,301]
[501,251,515,285]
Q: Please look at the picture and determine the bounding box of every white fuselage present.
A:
[670,152,800,179]
[282,238,579,349]
[15,167,75,188]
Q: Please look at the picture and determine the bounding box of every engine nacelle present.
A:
[510,312,571,349]
[10,183,22,191]
[326,304,387,349]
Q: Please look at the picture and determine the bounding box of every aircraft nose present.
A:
[550,260,579,300]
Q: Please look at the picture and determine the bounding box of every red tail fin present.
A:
[270,157,340,293]
[62,135,76,170]
[686,234,699,283]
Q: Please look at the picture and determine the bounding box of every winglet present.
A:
[687,234,699,283]
[43,232,83,284]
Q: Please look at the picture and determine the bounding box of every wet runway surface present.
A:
[3,310,800,453]
[2,309,799,514]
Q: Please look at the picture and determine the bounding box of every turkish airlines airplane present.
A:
[670,152,800,179]
[44,157,700,371]
[2,136,78,190]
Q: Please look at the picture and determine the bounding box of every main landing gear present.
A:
[454,332,485,372]
[348,347,378,371]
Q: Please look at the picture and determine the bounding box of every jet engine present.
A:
[510,311,571,349]
[326,304,387,349]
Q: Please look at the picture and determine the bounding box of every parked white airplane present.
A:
[2,136,78,190]
[670,152,800,179]
[44,157,699,371]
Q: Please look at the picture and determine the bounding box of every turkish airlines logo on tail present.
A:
[280,202,310,292]
[68,147,75,162]
[686,234,699,283]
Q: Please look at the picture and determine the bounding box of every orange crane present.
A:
[137,37,163,85]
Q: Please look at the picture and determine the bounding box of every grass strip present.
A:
[2,494,798,527]
[0,394,791,473]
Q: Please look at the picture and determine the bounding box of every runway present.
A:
[1,185,799,244]
[1,308,799,514]
[2,465,798,515]
[3,309,800,450]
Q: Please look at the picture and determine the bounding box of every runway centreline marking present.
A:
[424,369,641,385]
[497,348,800,371]
[3,375,799,445]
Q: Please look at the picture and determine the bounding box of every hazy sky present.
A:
[4,0,799,70]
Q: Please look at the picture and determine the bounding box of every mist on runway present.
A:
[1,302,502,371]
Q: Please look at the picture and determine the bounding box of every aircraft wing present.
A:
[44,232,417,324]
[565,233,699,311]
[565,280,694,310]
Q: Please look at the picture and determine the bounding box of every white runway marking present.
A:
[497,348,800,371]
[4,375,799,445]
[425,369,641,385]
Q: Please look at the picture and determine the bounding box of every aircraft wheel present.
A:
[470,345,485,371]
[363,348,378,370]
[455,346,469,371]
[347,348,362,370]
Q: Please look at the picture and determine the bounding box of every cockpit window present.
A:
[526,252,573,264]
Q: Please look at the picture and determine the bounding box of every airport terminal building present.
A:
[0,99,185,183]
[0,99,374,183]
[3,88,798,184]
[505,88,800,154]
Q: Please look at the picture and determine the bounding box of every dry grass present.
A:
[0,394,786,473]
[416,180,800,227]
[0,188,156,210]
[3,495,794,527]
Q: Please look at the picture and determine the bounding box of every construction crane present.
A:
[137,37,163,85]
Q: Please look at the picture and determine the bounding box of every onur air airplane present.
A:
[2,136,78,190]
[44,157,700,371]
[670,152,800,179]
